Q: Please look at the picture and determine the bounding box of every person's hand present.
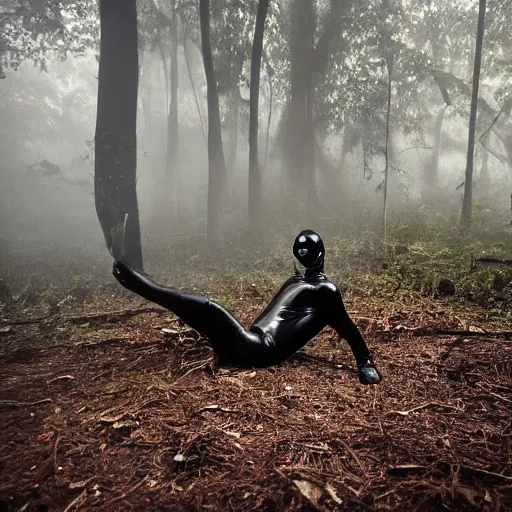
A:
[357,357,382,385]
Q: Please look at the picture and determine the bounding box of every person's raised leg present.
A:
[112,261,269,364]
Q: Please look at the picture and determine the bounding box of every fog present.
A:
[1,0,511,293]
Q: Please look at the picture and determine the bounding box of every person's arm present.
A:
[327,286,381,384]
[327,288,371,362]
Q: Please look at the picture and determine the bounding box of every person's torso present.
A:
[249,273,337,361]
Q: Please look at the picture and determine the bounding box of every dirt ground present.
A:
[1,294,511,512]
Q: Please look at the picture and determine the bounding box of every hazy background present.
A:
[1,0,511,297]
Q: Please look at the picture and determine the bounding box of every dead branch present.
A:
[475,257,512,266]
[0,398,53,408]
[75,337,133,349]
[0,306,168,327]
[460,465,512,482]
[390,402,460,416]
[53,433,61,472]
[47,375,75,384]
[105,475,149,506]
[62,489,87,512]
[474,383,512,403]
[395,325,512,339]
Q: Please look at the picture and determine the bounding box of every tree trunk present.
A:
[248,0,270,230]
[94,0,143,270]
[167,0,179,212]
[199,0,227,245]
[424,104,446,196]
[227,90,240,174]
[383,57,393,244]
[263,58,273,170]
[183,34,207,146]
[461,0,486,228]
[288,0,317,213]
[167,0,179,180]
[478,138,490,197]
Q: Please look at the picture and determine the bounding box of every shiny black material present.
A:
[112,231,381,384]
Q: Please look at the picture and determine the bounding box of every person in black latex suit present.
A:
[113,230,381,384]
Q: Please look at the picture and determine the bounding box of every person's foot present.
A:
[357,357,381,385]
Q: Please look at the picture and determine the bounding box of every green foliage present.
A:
[0,0,99,77]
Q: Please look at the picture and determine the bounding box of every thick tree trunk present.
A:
[289,0,317,211]
[248,0,270,230]
[199,0,227,245]
[461,0,486,227]
[94,0,143,270]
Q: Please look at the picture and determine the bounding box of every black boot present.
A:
[357,356,381,385]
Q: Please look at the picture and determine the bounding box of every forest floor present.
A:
[1,221,512,511]
[1,288,511,512]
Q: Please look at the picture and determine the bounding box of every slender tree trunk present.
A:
[183,35,207,146]
[478,141,490,197]
[167,0,179,209]
[248,0,270,230]
[199,0,227,245]
[158,42,169,118]
[423,104,446,201]
[263,59,273,170]
[227,90,240,174]
[461,0,486,228]
[95,0,142,270]
[383,57,393,244]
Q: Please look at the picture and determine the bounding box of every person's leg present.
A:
[113,261,273,364]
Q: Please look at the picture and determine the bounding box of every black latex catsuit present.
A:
[113,230,381,384]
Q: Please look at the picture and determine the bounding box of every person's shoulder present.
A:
[319,279,340,295]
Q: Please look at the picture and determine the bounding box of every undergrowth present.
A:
[1,212,511,322]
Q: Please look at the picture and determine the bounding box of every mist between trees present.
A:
[0,0,511,279]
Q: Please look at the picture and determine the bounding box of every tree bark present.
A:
[288,0,317,211]
[94,0,143,270]
[461,0,486,228]
[248,0,270,230]
[199,0,227,245]
[227,89,240,175]
[167,0,179,190]
[183,34,207,146]
[263,58,273,170]
[424,104,446,195]
[478,138,490,197]
[383,56,393,244]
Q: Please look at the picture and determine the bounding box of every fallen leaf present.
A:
[293,480,323,508]
[37,432,54,442]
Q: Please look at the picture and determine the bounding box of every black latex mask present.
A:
[292,230,325,272]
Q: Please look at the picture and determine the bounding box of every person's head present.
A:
[293,230,325,271]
